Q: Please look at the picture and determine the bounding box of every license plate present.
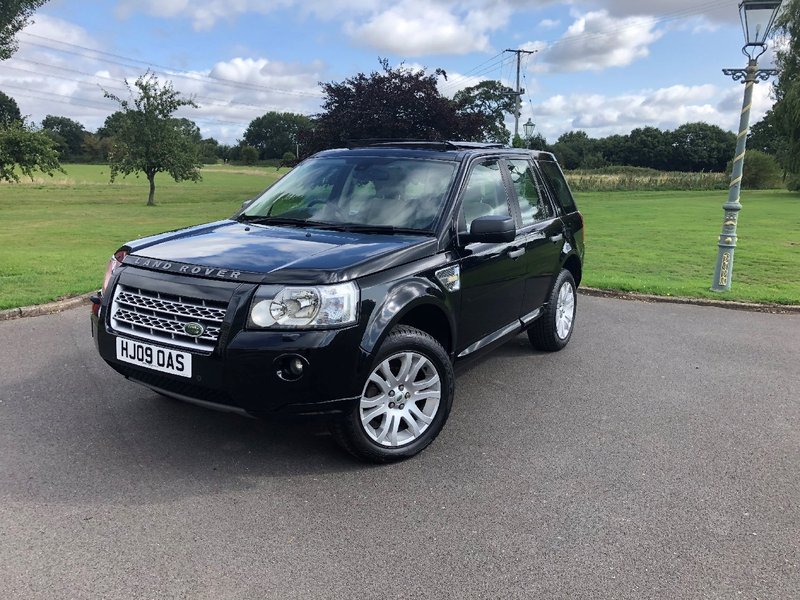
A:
[115,337,192,378]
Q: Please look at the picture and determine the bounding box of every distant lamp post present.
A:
[712,0,782,292]
[523,118,535,148]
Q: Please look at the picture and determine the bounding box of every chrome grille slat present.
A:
[110,284,228,352]
[115,290,226,322]
[113,308,220,342]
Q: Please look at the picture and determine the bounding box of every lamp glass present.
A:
[739,0,782,46]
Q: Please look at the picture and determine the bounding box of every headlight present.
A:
[101,248,128,295]
[248,282,359,329]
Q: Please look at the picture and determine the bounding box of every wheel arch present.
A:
[359,280,455,360]
[562,253,582,287]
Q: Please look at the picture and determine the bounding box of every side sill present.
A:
[457,320,522,359]
[520,307,542,326]
[456,307,543,359]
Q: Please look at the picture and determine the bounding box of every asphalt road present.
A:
[1,296,798,599]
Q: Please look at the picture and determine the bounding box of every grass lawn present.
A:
[0,164,286,310]
[1,166,798,308]
[578,190,800,305]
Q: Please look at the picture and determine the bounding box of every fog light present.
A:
[289,357,304,377]
[275,354,308,382]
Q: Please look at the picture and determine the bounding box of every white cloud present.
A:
[527,9,663,73]
[0,16,326,143]
[345,1,508,56]
[523,81,774,142]
[112,0,519,51]
[116,0,294,31]
[591,0,734,23]
[539,18,561,30]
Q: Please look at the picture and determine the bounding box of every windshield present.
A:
[240,156,457,232]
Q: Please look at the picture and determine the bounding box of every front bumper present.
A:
[93,310,369,416]
[91,268,373,417]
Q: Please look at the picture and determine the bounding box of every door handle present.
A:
[508,247,526,259]
[549,233,564,243]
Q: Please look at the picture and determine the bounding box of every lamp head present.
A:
[739,0,782,59]
[523,118,535,139]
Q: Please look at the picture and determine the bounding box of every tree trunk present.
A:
[147,171,156,206]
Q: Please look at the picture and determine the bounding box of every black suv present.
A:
[91,141,584,462]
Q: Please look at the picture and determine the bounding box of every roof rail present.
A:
[345,139,507,151]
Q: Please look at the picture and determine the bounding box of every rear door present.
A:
[506,158,564,319]
[538,159,584,258]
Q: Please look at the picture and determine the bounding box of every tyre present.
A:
[528,269,576,352]
[332,325,454,463]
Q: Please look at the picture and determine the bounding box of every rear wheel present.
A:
[332,325,454,463]
[528,269,576,352]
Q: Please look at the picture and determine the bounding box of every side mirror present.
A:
[241,197,256,209]
[462,215,516,244]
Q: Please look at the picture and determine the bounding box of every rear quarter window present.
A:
[539,161,577,214]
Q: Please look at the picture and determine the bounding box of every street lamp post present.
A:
[712,0,782,292]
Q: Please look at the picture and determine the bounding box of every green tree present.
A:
[625,127,672,170]
[728,149,783,189]
[40,115,86,161]
[772,0,800,178]
[216,143,233,163]
[551,130,598,169]
[243,111,311,159]
[453,80,516,144]
[669,122,735,172]
[239,144,258,165]
[526,131,549,152]
[96,110,127,140]
[173,117,202,144]
[748,110,782,155]
[199,137,220,164]
[0,91,22,126]
[81,132,112,163]
[0,120,61,182]
[103,72,203,206]
[1,1,49,60]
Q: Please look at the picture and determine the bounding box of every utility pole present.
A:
[504,48,537,138]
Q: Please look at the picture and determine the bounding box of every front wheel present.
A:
[332,325,454,463]
[528,269,577,352]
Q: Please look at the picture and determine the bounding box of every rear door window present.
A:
[539,161,577,214]
[507,159,553,226]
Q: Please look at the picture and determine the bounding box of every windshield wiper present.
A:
[238,216,430,235]
[335,223,431,235]
[237,215,344,229]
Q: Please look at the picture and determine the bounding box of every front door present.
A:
[455,159,526,355]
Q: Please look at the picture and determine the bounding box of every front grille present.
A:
[110,284,228,352]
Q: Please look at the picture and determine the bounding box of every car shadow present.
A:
[3,330,554,508]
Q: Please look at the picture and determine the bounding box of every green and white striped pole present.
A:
[712,59,758,292]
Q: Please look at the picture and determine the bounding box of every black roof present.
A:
[314,140,557,162]
[347,140,505,151]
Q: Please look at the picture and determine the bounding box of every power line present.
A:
[17,32,324,99]
[442,0,733,94]
[438,51,504,92]
[1,59,305,114]
[3,84,254,129]
[439,53,511,94]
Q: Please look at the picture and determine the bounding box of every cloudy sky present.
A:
[0,0,782,144]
